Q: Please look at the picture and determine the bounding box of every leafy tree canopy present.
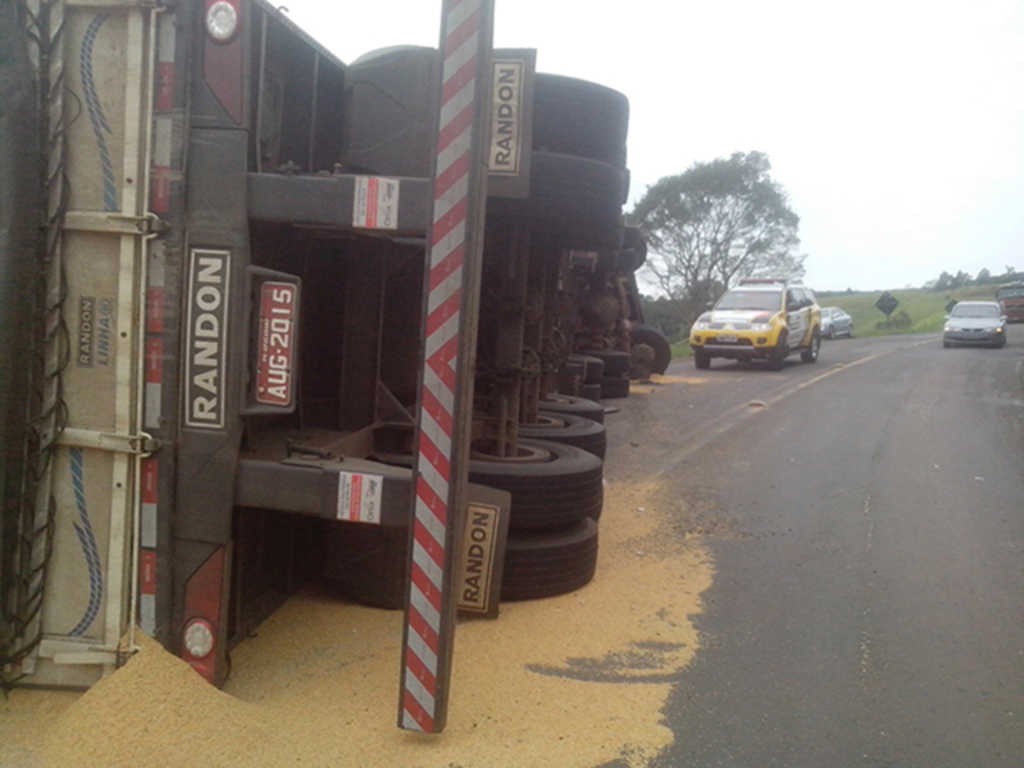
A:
[628,151,805,326]
[926,266,1023,290]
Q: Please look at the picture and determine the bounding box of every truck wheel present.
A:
[501,518,599,601]
[512,152,630,216]
[519,411,607,459]
[568,353,605,384]
[469,438,603,531]
[488,152,628,251]
[556,359,586,395]
[694,350,711,370]
[579,382,602,402]
[617,226,647,272]
[599,374,631,399]
[596,235,645,274]
[539,393,605,424]
[631,325,672,374]
[585,349,631,377]
[532,74,629,167]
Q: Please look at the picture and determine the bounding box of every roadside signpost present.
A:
[398,0,495,734]
[875,291,899,318]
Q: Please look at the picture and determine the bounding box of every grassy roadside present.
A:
[819,285,999,338]
[667,285,1001,359]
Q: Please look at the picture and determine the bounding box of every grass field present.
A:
[818,285,999,337]
[668,285,1002,358]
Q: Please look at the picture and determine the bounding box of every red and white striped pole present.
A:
[398,0,494,734]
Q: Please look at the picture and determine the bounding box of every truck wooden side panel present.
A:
[9,1,154,688]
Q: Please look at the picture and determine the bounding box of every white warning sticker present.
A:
[353,176,400,230]
[336,471,384,524]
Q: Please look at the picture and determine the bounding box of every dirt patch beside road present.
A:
[1,479,711,768]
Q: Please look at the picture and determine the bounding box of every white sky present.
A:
[281,0,1024,292]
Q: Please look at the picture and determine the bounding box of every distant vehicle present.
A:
[943,302,1007,348]
[995,282,1024,323]
[820,307,854,339]
[689,278,821,370]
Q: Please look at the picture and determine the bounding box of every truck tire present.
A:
[600,374,631,399]
[568,353,605,384]
[579,382,602,402]
[532,74,628,167]
[488,152,628,251]
[596,243,645,275]
[631,325,672,375]
[586,349,632,377]
[519,411,607,459]
[556,359,586,395]
[539,393,605,424]
[617,226,647,272]
[501,518,599,601]
[469,438,603,531]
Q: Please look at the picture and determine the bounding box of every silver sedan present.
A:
[943,301,1007,348]
[820,307,854,339]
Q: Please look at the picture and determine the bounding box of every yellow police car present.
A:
[689,278,822,370]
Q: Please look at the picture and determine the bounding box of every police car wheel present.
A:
[801,331,821,363]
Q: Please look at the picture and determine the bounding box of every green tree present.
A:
[628,151,805,327]
[952,270,972,288]
[638,294,687,341]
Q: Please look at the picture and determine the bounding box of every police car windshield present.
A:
[716,290,782,312]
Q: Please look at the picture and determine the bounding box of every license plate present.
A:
[256,281,298,406]
[716,334,738,343]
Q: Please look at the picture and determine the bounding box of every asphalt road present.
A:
[602,327,1024,767]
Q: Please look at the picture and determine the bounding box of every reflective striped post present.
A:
[398,0,494,734]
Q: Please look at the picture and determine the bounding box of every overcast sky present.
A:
[281,0,1024,292]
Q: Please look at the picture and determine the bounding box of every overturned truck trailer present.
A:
[1,0,648,691]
